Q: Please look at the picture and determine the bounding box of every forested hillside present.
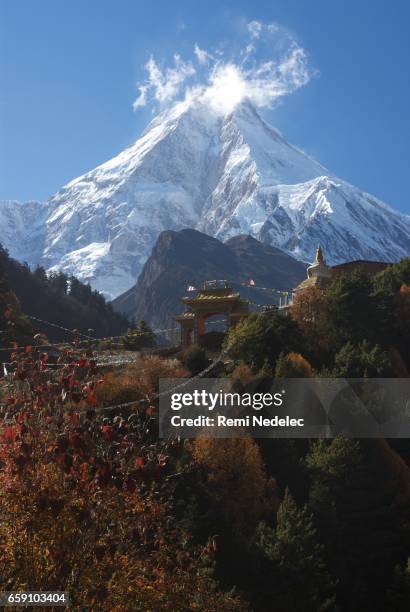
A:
[1,255,409,610]
[0,264,33,348]
[0,245,128,342]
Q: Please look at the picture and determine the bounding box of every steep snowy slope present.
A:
[1,96,409,299]
[0,200,48,264]
[40,99,222,298]
[199,102,410,264]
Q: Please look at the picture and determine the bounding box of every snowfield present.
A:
[1,97,409,299]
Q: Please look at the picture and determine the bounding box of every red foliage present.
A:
[0,342,248,610]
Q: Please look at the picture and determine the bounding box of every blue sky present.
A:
[1,0,409,214]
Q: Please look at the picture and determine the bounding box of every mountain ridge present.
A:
[112,228,307,329]
[1,96,409,299]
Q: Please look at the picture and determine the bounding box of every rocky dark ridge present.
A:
[112,229,306,330]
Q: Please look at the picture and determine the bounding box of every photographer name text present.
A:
[170,414,304,428]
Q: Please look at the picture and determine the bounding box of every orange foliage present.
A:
[291,287,326,328]
[291,287,332,354]
[192,437,278,535]
[397,284,410,324]
[97,355,188,408]
[0,345,247,610]
[0,454,247,609]
[275,352,315,378]
[231,363,254,384]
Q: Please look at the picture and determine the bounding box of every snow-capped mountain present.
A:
[1,97,409,299]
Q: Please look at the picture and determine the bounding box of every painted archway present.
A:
[176,281,250,349]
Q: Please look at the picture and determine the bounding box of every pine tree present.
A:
[330,340,392,377]
[121,320,155,351]
[33,265,48,284]
[325,269,375,348]
[138,320,155,346]
[306,438,410,611]
[49,271,69,295]
[256,488,335,611]
[372,259,410,369]
[386,558,410,609]
[0,270,33,347]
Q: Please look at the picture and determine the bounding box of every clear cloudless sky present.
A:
[0,0,409,213]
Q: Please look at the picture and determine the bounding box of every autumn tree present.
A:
[275,352,315,378]
[291,286,332,357]
[191,437,278,536]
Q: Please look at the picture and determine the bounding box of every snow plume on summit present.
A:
[133,21,314,114]
[0,22,409,301]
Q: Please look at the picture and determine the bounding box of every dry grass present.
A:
[97,354,188,408]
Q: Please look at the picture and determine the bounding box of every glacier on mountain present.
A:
[0,97,409,299]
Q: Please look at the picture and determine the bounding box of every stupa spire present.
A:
[306,244,331,280]
[315,244,325,265]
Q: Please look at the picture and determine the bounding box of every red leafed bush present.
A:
[0,344,248,610]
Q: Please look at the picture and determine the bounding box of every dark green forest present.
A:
[0,245,128,343]
[206,258,410,610]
